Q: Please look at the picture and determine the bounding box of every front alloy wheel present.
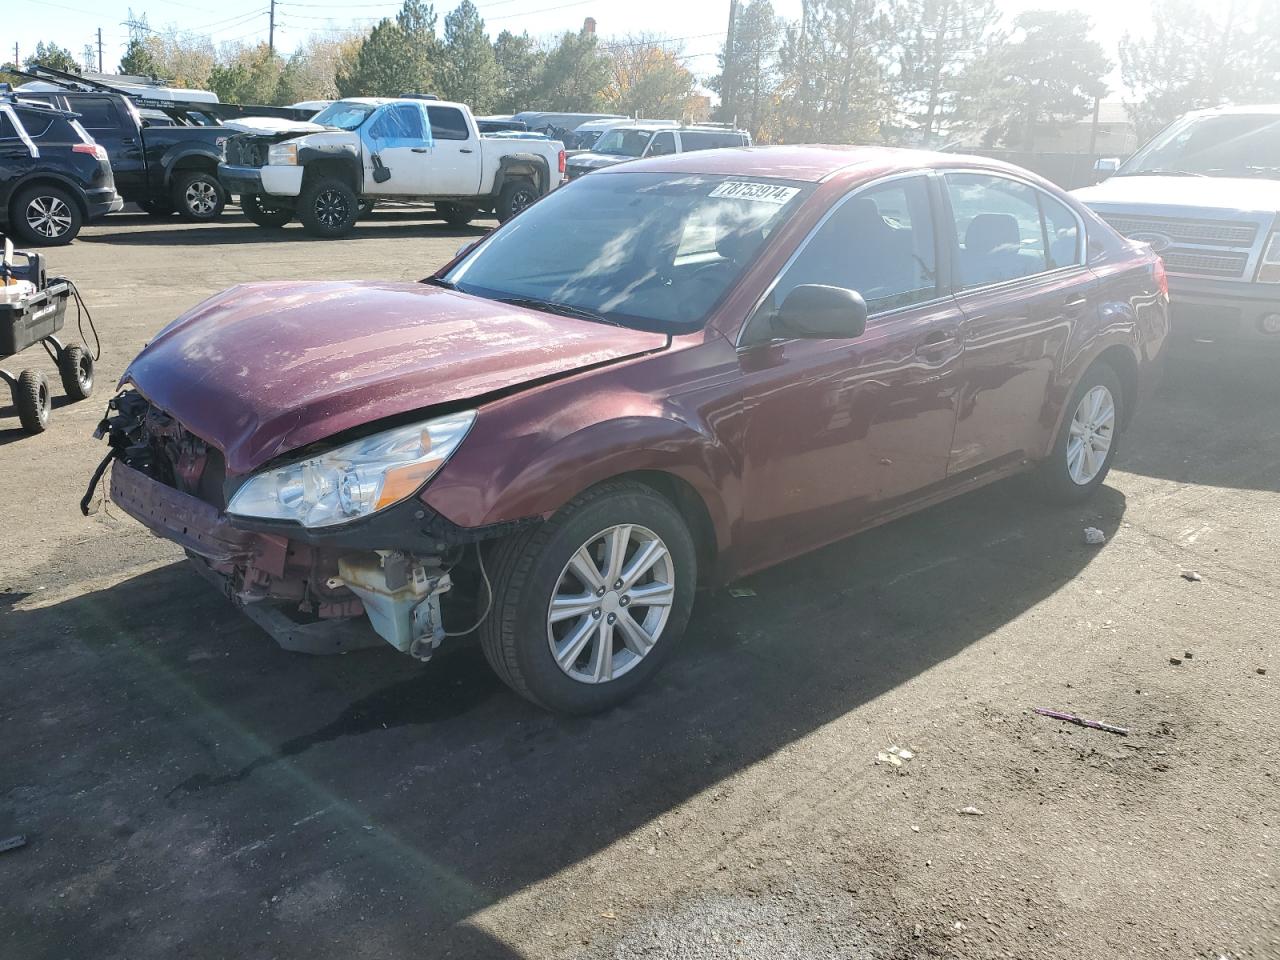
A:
[480,481,697,713]
[548,524,675,684]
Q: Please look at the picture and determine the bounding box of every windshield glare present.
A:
[313,101,377,131]
[1121,113,1280,178]
[595,129,656,157]
[445,173,809,333]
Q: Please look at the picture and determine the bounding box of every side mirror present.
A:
[1094,157,1120,177]
[773,284,868,340]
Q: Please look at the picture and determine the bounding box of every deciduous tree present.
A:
[532,30,610,112]
[602,36,696,118]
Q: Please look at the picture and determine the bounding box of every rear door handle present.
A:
[919,329,957,349]
[1063,294,1089,309]
[411,147,429,153]
[459,148,474,154]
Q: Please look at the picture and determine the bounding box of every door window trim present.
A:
[736,169,953,348]
[937,168,1089,298]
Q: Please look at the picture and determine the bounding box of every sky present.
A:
[5,0,1169,94]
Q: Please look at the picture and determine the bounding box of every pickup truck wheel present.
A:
[57,344,94,401]
[298,178,358,238]
[1038,362,1124,504]
[496,180,538,223]
[172,170,226,221]
[479,481,697,714]
[12,185,82,245]
[15,369,52,433]
[242,193,293,228]
[436,201,474,228]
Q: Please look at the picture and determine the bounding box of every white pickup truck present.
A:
[218,98,565,237]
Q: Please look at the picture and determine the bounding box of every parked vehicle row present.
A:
[88,144,1169,713]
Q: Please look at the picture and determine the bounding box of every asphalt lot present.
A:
[1,207,1277,960]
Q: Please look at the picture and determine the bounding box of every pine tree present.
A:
[533,31,610,112]
[396,0,442,95]
[26,41,81,73]
[337,19,413,97]
[711,0,782,138]
[493,30,544,114]
[440,0,500,111]
[119,38,158,77]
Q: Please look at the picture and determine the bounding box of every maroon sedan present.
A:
[91,146,1169,713]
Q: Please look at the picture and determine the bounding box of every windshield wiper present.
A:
[423,276,456,289]
[1115,169,1208,178]
[495,295,620,327]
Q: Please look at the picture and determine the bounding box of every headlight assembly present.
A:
[227,411,475,528]
[267,142,298,166]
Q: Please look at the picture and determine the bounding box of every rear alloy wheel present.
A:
[496,180,538,222]
[15,369,52,433]
[1039,362,1123,503]
[242,193,293,228]
[172,170,226,222]
[57,344,94,401]
[298,178,358,238]
[480,481,696,713]
[12,185,82,245]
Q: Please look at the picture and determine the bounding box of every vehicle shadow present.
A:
[0,394,80,446]
[1,478,1125,959]
[1114,355,1280,492]
[81,211,493,246]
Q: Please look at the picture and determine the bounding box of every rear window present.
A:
[67,96,121,131]
[13,109,57,140]
[427,106,469,141]
[681,131,748,150]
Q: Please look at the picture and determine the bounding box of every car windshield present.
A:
[444,172,810,333]
[594,129,656,157]
[312,101,377,131]
[1119,113,1280,179]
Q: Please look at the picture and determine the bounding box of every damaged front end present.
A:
[86,391,506,660]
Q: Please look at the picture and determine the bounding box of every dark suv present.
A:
[1,95,121,244]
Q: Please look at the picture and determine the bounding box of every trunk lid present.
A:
[123,280,668,475]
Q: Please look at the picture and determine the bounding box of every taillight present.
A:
[73,142,107,161]
[1153,256,1169,298]
[558,149,566,174]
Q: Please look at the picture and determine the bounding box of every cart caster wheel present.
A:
[15,369,51,434]
[58,344,94,401]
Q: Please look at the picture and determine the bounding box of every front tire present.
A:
[15,369,52,433]
[298,177,358,238]
[242,193,292,228]
[11,185,82,245]
[480,481,697,714]
[496,179,538,223]
[58,344,94,401]
[172,170,226,221]
[1039,362,1124,504]
[436,201,474,228]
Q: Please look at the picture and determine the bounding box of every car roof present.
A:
[591,144,1010,183]
[1183,103,1280,117]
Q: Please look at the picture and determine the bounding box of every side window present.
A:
[370,105,425,140]
[772,177,939,314]
[67,97,121,131]
[680,132,713,152]
[1041,192,1082,269]
[427,106,469,141]
[648,131,676,156]
[946,173,1054,288]
[13,110,54,140]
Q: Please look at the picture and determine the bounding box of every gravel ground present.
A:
[0,207,1276,960]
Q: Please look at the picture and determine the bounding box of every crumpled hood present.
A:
[124,280,668,475]
[221,117,328,137]
[1074,175,1280,216]
[567,152,631,169]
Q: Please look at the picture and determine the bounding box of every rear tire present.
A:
[496,179,539,223]
[15,369,51,433]
[58,344,94,401]
[11,185,82,245]
[242,193,292,228]
[1038,362,1124,504]
[436,201,474,228]
[298,177,358,239]
[172,170,226,222]
[479,481,697,714]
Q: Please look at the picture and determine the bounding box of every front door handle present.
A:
[918,329,957,349]
[1063,294,1089,309]
[411,147,429,153]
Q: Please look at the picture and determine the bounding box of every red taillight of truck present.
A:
[558,149,566,174]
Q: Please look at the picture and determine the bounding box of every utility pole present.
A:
[13,42,19,67]
[268,0,276,54]
[97,27,103,72]
[722,0,739,121]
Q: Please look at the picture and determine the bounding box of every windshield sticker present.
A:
[709,181,800,204]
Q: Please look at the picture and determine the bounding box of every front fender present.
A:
[423,411,737,558]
